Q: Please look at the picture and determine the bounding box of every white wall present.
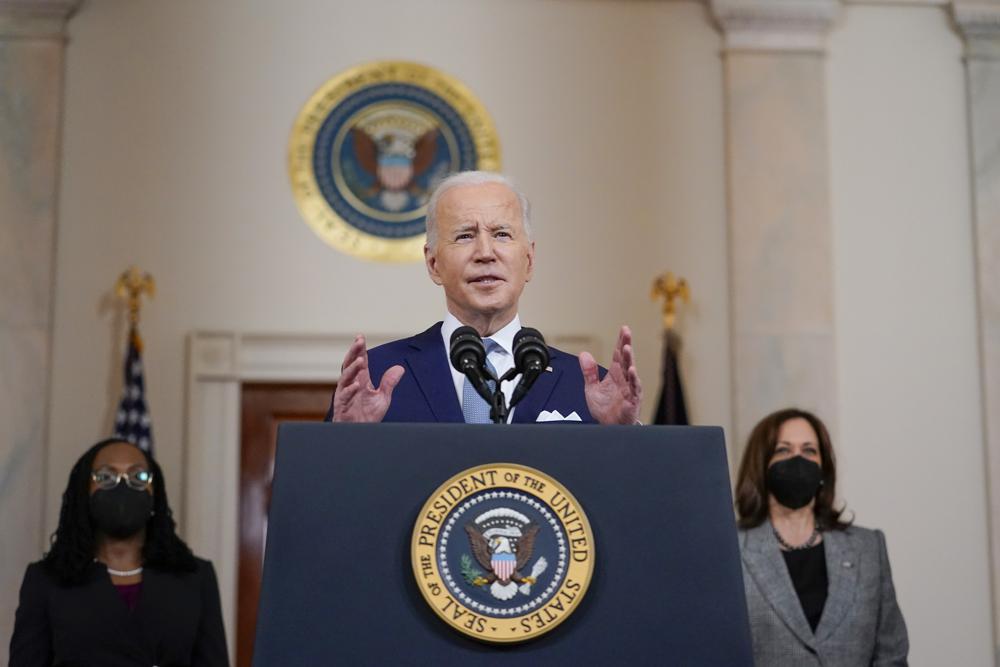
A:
[828,5,994,664]
[47,1,728,540]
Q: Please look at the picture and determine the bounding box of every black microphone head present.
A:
[513,327,549,373]
[450,326,486,374]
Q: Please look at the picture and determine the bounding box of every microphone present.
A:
[510,327,550,408]
[449,326,493,403]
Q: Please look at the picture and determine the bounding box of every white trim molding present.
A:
[709,0,842,52]
[847,0,945,4]
[953,0,1000,657]
[953,1,1000,59]
[184,330,382,660]
[0,0,80,38]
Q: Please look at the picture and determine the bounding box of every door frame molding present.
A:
[184,331,387,658]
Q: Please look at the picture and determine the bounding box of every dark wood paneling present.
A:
[238,382,334,667]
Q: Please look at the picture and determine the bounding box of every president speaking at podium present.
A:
[327,171,643,425]
[265,176,753,666]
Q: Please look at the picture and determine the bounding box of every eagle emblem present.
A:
[412,463,594,643]
[350,125,441,212]
[288,60,500,262]
[464,508,549,600]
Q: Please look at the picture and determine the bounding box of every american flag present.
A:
[113,326,154,454]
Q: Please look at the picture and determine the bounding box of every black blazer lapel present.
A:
[134,567,167,658]
[742,522,817,650]
[404,324,463,423]
[815,529,859,642]
[91,564,151,663]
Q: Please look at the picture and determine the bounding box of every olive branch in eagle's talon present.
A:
[460,554,488,587]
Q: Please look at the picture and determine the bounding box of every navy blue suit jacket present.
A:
[327,322,599,423]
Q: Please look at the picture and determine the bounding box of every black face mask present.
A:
[766,456,823,510]
[89,482,153,539]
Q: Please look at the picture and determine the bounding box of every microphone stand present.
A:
[487,364,544,424]
[489,387,508,425]
[487,368,519,425]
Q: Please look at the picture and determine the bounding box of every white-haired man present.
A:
[328,171,642,425]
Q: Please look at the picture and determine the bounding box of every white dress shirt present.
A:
[440,312,523,422]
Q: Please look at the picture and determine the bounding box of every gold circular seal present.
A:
[411,463,595,643]
[288,60,501,262]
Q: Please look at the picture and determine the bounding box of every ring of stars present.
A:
[437,489,568,617]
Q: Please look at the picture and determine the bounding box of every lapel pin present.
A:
[842,561,853,568]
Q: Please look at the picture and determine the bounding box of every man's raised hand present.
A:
[579,325,643,425]
[331,335,404,423]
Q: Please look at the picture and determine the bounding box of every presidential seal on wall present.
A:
[412,463,594,643]
[288,61,501,262]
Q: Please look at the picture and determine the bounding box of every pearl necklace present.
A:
[773,526,820,551]
[95,560,143,577]
[107,566,143,577]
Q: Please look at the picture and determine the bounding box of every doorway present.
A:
[237,382,334,667]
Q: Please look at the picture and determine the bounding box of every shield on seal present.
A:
[491,552,516,582]
[377,157,413,191]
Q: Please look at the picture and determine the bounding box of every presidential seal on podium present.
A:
[412,463,595,643]
[288,61,501,262]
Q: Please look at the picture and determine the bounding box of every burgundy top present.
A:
[114,582,142,611]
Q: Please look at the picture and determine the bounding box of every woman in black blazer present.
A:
[9,438,229,666]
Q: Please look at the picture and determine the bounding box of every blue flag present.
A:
[113,326,154,453]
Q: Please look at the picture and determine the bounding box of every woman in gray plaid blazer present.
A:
[735,408,908,666]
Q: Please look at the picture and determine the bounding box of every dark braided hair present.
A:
[43,437,197,585]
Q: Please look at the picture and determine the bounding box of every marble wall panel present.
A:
[723,53,838,448]
[0,1,76,652]
[0,40,61,328]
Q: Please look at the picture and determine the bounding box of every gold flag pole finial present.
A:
[115,266,156,333]
[650,272,690,331]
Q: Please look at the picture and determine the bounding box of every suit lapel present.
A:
[135,566,161,620]
[815,529,859,642]
[133,568,158,652]
[510,352,562,423]
[404,323,463,423]
[742,522,816,649]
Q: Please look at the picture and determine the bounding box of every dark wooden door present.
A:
[238,382,334,667]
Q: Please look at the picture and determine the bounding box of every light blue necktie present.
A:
[462,339,500,424]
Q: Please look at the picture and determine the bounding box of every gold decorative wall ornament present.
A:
[651,272,690,331]
[288,61,501,262]
[115,266,155,330]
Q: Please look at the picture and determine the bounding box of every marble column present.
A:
[0,0,79,652]
[709,0,842,454]
[953,0,1000,655]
